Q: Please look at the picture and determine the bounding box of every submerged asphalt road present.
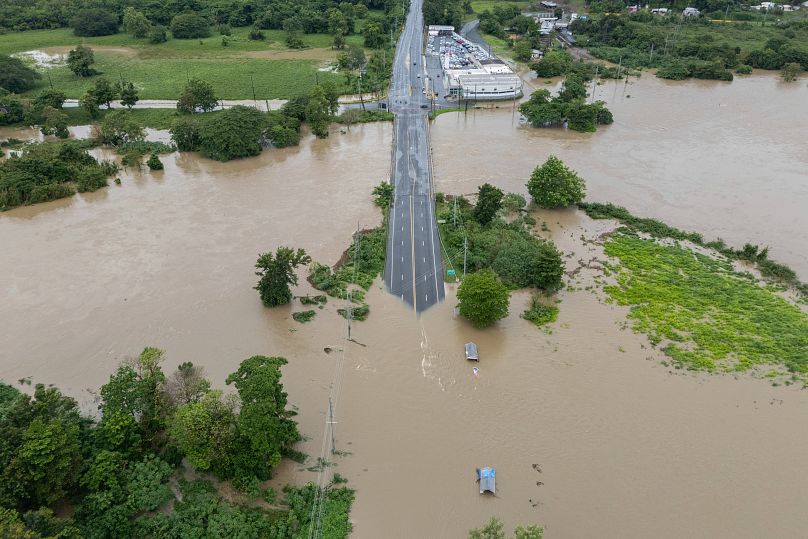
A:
[384,0,445,312]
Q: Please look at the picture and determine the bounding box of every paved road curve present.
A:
[384,0,445,312]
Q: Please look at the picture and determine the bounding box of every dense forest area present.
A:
[0,348,353,538]
[0,0,393,33]
[572,12,808,80]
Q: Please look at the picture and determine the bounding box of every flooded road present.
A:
[2,75,808,538]
[431,74,808,279]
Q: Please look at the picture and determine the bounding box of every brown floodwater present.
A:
[431,73,808,279]
[2,75,808,538]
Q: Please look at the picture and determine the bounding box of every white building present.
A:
[428,25,454,36]
[456,73,523,100]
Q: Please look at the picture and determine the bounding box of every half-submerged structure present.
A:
[465,342,479,361]
[477,467,496,494]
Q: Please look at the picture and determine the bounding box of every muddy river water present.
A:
[1,75,808,538]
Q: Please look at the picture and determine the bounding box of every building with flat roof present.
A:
[456,73,522,100]
[428,25,454,36]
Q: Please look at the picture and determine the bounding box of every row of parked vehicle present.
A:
[426,32,489,70]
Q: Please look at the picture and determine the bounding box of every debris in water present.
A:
[472,367,479,375]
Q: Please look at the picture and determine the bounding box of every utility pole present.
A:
[649,42,655,63]
[453,196,457,227]
[590,64,599,103]
[47,71,54,90]
[250,74,257,105]
[328,397,336,455]
[463,236,467,278]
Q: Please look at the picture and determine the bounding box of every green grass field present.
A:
[604,232,808,382]
[0,27,366,99]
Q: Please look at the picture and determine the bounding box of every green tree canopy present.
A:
[89,77,118,109]
[123,7,151,38]
[0,384,84,511]
[527,155,586,208]
[474,183,504,226]
[119,80,139,109]
[66,45,95,77]
[226,356,301,479]
[177,78,218,113]
[492,236,564,291]
[254,247,312,307]
[0,56,41,93]
[170,13,211,39]
[98,110,145,145]
[457,269,510,327]
[198,105,265,161]
[99,347,167,449]
[305,85,332,138]
[170,391,235,472]
[71,8,118,37]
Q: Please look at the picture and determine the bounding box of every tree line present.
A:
[571,13,808,81]
[0,348,354,538]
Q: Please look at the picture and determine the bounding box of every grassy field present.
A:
[0,27,366,99]
[603,232,808,383]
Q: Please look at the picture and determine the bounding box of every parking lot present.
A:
[426,32,490,70]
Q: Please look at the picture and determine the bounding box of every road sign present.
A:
[447,269,456,276]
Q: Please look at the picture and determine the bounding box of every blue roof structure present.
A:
[477,467,496,494]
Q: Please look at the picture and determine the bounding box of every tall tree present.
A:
[176,78,217,113]
[99,347,167,449]
[122,7,151,38]
[305,85,331,138]
[67,45,95,77]
[254,247,311,307]
[456,270,510,328]
[283,17,305,49]
[474,183,504,225]
[169,391,235,472]
[0,385,84,511]
[90,78,118,109]
[527,155,586,208]
[226,356,301,478]
[119,80,139,109]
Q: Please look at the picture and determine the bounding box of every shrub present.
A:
[170,14,211,39]
[148,25,168,44]
[71,9,119,37]
[522,295,559,326]
[292,310,316,322]
[146,152,164,170]
[735,64,753,74]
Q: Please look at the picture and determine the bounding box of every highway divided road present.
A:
[383,0,445,312]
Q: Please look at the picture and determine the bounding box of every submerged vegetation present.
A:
[522,295,559,327]
[579,201,807,296]
[0,347,354,537]
[0,139,117,210]
[603,231,808,382]
[308,184,388,320]
[309,227,386,318]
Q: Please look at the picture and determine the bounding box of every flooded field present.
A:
[431,74,808,279]
[2,74,808,538]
